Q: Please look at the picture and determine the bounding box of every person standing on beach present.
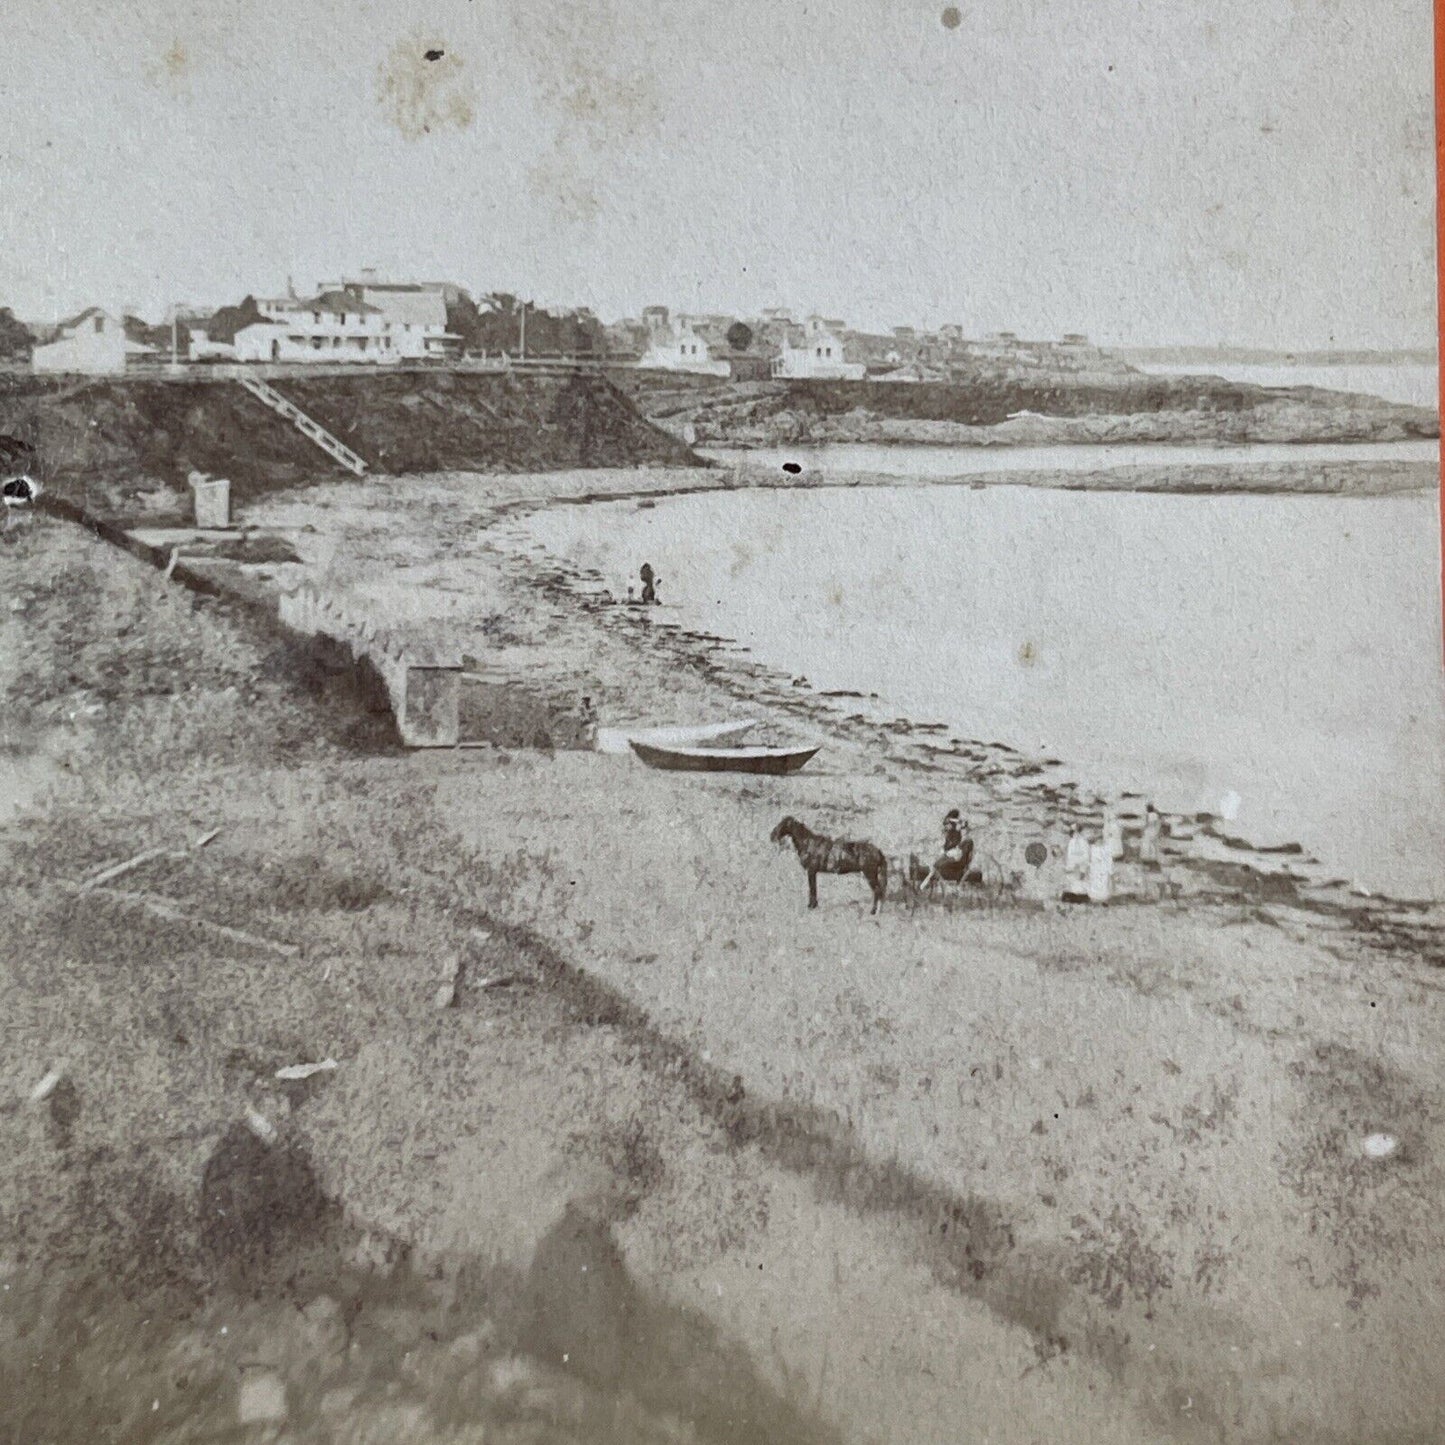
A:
[1140,804,1162,868]
[1102,801,1125,860]
[639,563,660,605]
[1062,823,1091,902]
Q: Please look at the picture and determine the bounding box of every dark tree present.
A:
[0,308,34,363]
[468,295,604,357]
[444,291,482,352]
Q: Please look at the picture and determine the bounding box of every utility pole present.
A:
[170,305,179,369]
[518,301,527,361]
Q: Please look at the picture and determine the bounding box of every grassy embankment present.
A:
[0,517,849,1445]
[0,370,699,522]
[1,511,1194,1445]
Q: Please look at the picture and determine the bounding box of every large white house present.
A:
[770,319,864,381]
[205,292,400,364]
[191,280,464,364]
[636,320,730,376]
[32,308,155,374]
[322,275,462,360]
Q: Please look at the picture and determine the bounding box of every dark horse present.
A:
[770,816,888,915]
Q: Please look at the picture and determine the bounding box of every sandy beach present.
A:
[3,456,1443,1443]
[247,465,1443,1436]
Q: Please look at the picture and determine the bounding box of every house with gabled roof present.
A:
[189,291,401,364]
[31,307,157,374]
[320,274,463,359]
[636,318,730,376]
[770,317,864,380]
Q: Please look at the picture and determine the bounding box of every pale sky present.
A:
[1,0,1436,348]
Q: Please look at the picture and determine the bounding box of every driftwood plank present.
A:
[65,884,300,958]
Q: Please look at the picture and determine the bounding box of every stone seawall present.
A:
[278,585,461,748]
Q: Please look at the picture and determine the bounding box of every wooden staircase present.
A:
[236,376,369,475]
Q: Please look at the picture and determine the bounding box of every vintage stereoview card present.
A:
[1,1,1441,1441]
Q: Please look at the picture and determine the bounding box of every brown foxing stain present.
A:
[376,32,476,141]
[1017,640,1037,667]
[517,2,664,150]
[552,57,662,146]
[727,542,754,580]
[143,38,193,96]
[513,5,662,220]
[526,154,602,224]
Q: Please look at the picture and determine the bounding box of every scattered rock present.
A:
[28,1068,63,1104]
[237,1367,287,1424]
[244,1106,277,1145]
[488,1354,590,1425]
[274,1058,339,1082]
[435,957,464,1009]
[294,1294,348,1367]
[349,1228,406,1275]
[351,1402,428,1443]
[1362,1133,1398,1160]
[317,1384,360,1418]
[358,1304,425,1354]
[447,1327,495,1367]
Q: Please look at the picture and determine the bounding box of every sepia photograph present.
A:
[1,2,1441,1440]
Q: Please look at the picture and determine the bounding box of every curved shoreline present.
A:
[482,457,1438,530]
[477,466,1442,941]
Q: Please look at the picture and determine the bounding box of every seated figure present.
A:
[922,809,974,889]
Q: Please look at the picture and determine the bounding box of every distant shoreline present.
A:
[482,457,1439,527]
[1116,347,1438,367]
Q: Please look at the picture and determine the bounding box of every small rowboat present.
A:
[629,740,821,775]
[594,719,758,756]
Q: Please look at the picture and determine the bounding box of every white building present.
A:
[230,292,401,364]
[187,327,236,362]
[636,320,730,376]
[770,320,864,381]
[32,308,155,374]
[323,276,461,360]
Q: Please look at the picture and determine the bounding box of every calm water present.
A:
[700,439,1439,480]
[526,481,1445,899]
[1133,362,1439,410]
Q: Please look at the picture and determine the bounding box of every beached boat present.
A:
[594,719,758,756]
[628,740,821,775]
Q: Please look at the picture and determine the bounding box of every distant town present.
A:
[0,271,1127,382]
